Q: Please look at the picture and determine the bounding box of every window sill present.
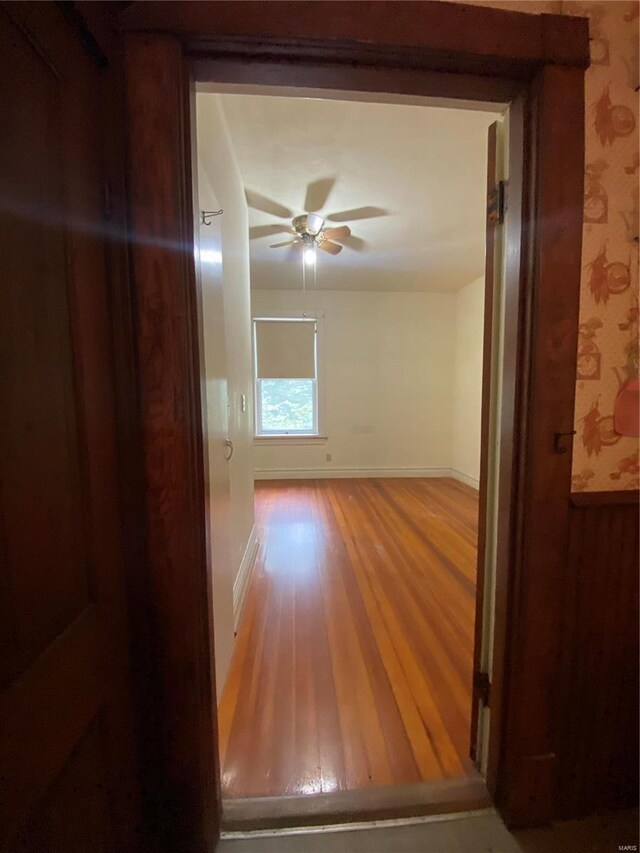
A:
[254,435,328,446]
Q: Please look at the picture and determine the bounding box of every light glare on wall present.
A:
[200,248,222,265]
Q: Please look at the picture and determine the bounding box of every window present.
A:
[253,318,320,436]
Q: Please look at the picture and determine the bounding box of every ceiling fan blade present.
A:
[341,234,367,252]
[304,177,336,213]
[269,239,300,249]
[322,225,351,242]
[249,224,294,240]
[326,206,389,222]
[318,239,342,256]
[245,189,293,219]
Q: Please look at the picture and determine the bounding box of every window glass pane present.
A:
[260,379,315,433]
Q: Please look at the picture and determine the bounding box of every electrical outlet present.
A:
[326,453,332,462]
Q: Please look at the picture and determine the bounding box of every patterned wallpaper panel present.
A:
[453,0,639,491]
[565,1,639,491]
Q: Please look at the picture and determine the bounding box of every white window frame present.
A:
[253,314,327,443]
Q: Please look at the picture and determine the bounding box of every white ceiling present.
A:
[218,93,499,293]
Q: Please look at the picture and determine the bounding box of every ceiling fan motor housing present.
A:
[265,210,350,254]
[293,213,324,237]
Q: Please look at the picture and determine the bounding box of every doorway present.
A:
[194,87,505,813]
[122,8,587,842]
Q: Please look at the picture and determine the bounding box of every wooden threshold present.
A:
[222,776,491,832]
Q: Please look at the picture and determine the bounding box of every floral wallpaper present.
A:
[458,0,639,492]
[565,1,639,492]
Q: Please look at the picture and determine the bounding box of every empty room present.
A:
[195,89,501,813]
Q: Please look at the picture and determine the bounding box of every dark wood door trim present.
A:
[123,34,220,853]
[483,88,529,807]
[494,63,585,828]
[194,57,522,106]
[120,3,589,842]
[570,490,640,507]
[119,1,589,73]
[470,121,498,764]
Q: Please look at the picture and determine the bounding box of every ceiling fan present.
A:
[246,177,388,258]
[270,214,351,257]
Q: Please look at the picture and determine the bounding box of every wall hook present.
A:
[553,430,577,454]
[201,209,223,226]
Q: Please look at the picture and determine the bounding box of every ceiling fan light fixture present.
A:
[294,212,324,236]
[306,213,324,235]
[264,187,368,258]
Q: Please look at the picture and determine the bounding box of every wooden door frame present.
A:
[121,3,588,847]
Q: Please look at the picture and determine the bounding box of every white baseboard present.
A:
[254,466,482,489]
[254,466,452,480]
[233,525,259,632]
[450,468,480,490]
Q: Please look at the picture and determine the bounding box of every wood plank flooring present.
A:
[218,478,479,799]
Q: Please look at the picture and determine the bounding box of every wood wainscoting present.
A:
[556,491,639,818]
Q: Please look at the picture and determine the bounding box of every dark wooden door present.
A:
[470,121,500,763]
[0,5,141,850]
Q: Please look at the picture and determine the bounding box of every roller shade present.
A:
[255,320,316,379]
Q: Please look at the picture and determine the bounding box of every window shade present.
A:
[255,320,316,379]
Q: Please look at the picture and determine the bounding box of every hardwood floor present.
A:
[218,478,479,799]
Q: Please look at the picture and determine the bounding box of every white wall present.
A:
[198,94,256,581]
[197,94,256,693]
[252,289,456,477]
[452,276,485,487]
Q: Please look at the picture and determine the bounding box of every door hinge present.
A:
[473,671,491,707]
[487,179,507,226]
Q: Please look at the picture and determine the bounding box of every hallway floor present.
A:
[218,478,478,799]
[218,809,640,853]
